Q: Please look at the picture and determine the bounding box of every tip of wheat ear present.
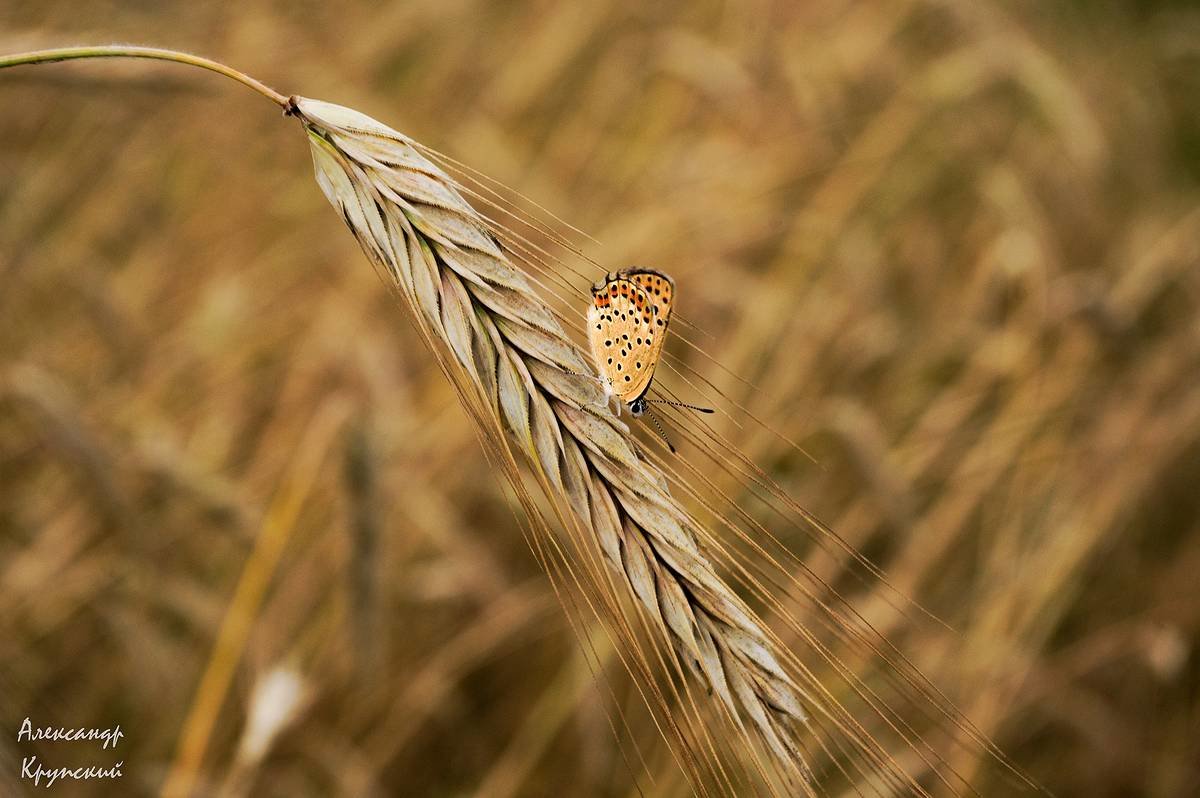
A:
[290,95,814,787]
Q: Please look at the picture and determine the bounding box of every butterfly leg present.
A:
[590,386,623,417]
[564,370,618,415]
[583,394,611,414]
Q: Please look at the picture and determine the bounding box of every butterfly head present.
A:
[628,397,648,418]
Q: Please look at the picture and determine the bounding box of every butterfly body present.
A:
[587,268,675,416]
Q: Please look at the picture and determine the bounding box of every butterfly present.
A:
[587,267,712,451]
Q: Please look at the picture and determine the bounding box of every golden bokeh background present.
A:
[1,1,1198,796]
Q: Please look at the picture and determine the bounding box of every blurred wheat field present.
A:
[2,1,1199,796]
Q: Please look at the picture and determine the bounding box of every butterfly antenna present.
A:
[644,407,677,454]
[647,398,715,414]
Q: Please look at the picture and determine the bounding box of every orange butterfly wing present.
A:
[587,268,675,404]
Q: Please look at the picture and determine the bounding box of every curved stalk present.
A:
[0,45,289,108]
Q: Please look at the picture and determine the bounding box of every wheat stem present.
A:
[0,46,289,108]
[160,399,352,798]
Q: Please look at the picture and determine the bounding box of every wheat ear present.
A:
[291,96,815,789]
